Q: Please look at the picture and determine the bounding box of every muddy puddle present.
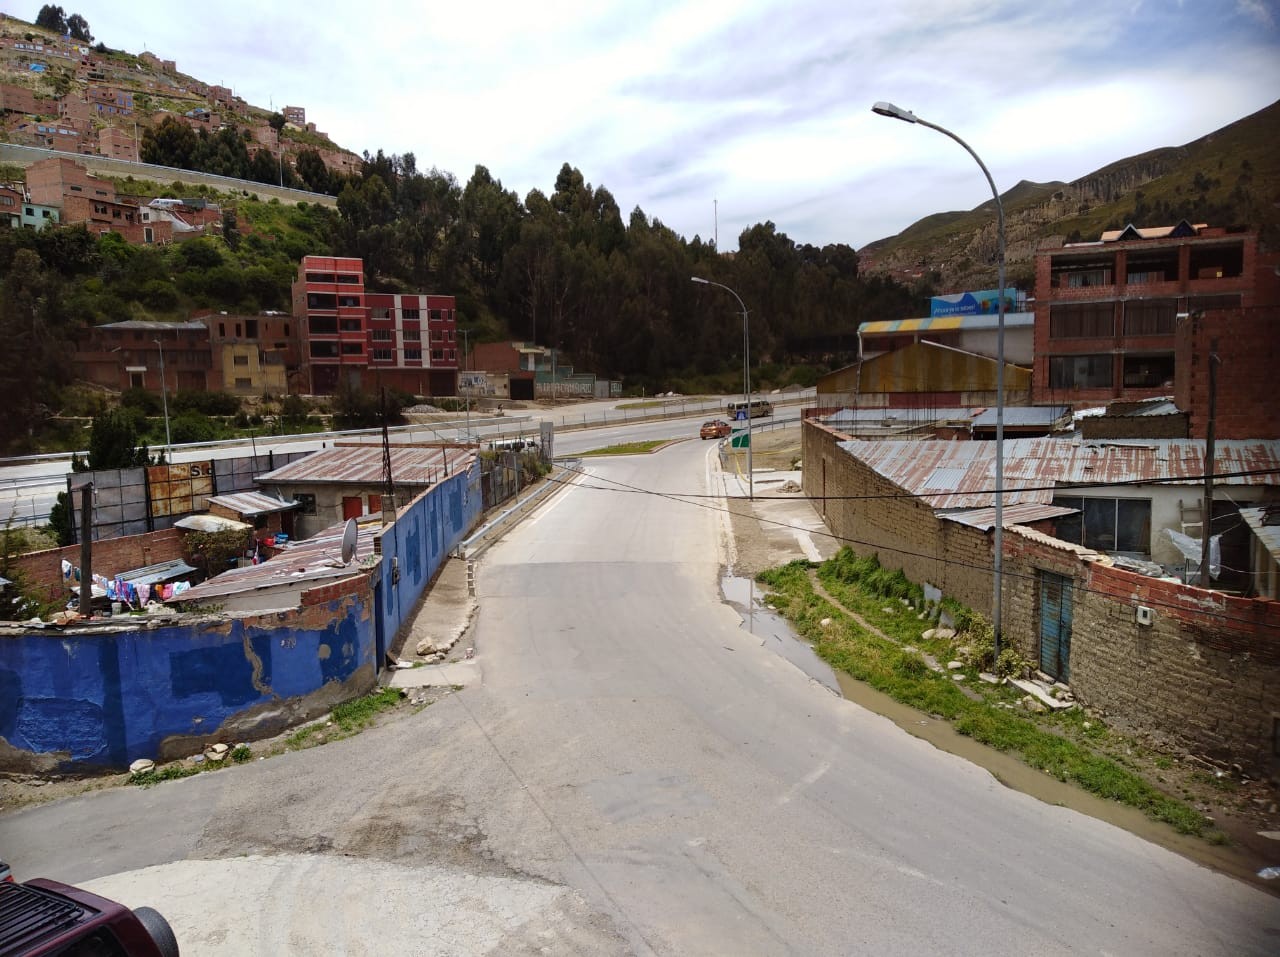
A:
[720,575,1276,892]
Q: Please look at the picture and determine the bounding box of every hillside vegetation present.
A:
[861,99,1280,292]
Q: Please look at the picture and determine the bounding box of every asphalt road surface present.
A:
[3,438,1278,955]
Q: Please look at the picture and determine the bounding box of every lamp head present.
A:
[691,276,709,284]
[871,101,917,123]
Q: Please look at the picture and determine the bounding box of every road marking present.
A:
[776,760,830,805]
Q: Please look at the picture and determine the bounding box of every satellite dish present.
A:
[340,518,358,565]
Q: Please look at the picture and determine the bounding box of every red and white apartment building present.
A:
[292,255,459,396]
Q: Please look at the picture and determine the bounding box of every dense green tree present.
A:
[140,117,198,169]
[34,5,66,32]
[295,149,329,194]
[66,12,91,42]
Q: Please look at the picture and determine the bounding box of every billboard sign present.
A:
[929,289,1018,317]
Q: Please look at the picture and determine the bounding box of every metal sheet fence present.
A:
[65,450,310,542]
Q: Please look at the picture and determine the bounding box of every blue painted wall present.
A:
[375,462,483,655]
[0,593,374,771]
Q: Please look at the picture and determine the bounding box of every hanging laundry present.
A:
[171,581,191,596]
[62,560,72,581]
[137,583,150,605]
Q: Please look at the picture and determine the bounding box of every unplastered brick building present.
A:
[292,255,459,396]
[1032,222,1278,406]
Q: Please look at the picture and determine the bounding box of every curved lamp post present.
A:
[872,101,1006,660]
[691,276,753,500]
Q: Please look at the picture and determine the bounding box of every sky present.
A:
[59,0,1280,251]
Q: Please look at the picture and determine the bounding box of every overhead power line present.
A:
[548,463,1280,634]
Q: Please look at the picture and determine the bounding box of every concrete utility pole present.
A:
[1199,339,1220,588]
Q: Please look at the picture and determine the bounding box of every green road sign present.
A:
[730,431,750,448]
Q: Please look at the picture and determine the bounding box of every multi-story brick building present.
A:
[0,186,21,228]
[73,320,215,393]
[292,255,459,396]
[86,85,133,117]
[98,126,138,161]
[26,157,172,244]
[57,93,93,126]
[1032,222,1276,406]
[18,120,90,154]
[201,311,299,396]
[283,105,305,126]
[365,292,459,395]
[0,83,48,116]
[292,255,367,395]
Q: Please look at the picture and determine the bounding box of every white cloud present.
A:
[69,0,1280,249]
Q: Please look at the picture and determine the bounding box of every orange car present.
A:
[700,419,732,439]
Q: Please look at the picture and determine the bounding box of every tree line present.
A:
[0,152,930,454]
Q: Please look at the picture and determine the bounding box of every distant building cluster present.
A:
[0,25,361,178]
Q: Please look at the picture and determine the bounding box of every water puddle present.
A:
[722,576,841,693]
[720,575,1272,892]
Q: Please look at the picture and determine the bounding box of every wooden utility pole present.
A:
[78,484,93,615]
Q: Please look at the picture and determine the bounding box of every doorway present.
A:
[1039,572,1073,682]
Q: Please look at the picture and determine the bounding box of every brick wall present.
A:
[10,527,185,604]
[1080,412,1188,440]
[802,419,993,612]
[1174,305,1280,440]
[1001,526,1280,776]
[804,418,1280,775]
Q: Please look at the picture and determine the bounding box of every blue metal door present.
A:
[1039,572,1073,681]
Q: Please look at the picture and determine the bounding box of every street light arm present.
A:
[690,276,748,318]
[911,117,1005,248]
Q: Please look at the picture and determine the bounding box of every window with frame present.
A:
[1049,303,1113,338]
[372,348,393,361]
[233,354,249,366]
[1048,355,1112,389]
[431,349,444,361]
[308,316,338,334]
[1122,354,1174,388]
[294,493,317,515]
[339,318,362,332]
[1052,497,1151,554]
[309,341,338,358]
[1123,299,1178,336]
[405,348,422,360]
[340,342,363,355]
[402,308,420,320]
[371,329,392,341]
[370,307,390,319]
[338,295,360,307]
[403,329,420,341]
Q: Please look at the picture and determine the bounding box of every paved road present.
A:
[3,438,1276,954]
[0,394,803,526]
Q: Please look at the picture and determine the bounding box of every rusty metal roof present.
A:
[255,444,476,487]
[1241,506,1280,566]
[174,518,381,603]
[840,438,1280,509]
[206,491,299,516]
[940,503,1080,531]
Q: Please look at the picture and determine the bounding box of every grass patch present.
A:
[286,687,407,751]
[130,744,254,788]
[581,440,669,456]
[758,556,1210,837]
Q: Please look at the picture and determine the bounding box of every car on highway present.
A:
[0,874,179,956]
[699,419,733,440]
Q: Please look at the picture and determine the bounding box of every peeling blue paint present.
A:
[0,594,374,771]
[375,465,483,656]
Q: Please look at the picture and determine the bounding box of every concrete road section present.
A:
[2,430,1278,956]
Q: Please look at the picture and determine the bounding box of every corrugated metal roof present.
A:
[971,406,1070,428]
[941,503,1080,531]
[858,312,1035,335]
[100,320,208,331]
[839,437,1280,509]
[206,491,299,516]
[1241,507,1280,565]
[255,445,476,487]
[825,407,979,425]
[174,518,381,603]
[117,558,199,587]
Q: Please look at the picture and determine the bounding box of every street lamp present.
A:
[152,338,172,462]
[872,100,1007,660]
[691,276,753,500]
